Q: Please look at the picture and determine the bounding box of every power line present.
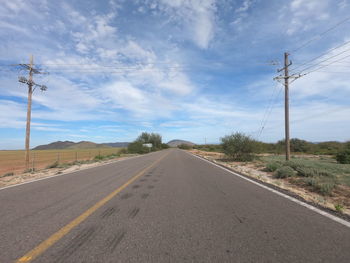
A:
[291,16,350,53]
[290,39,350,73]
[256,83,283,139]
[303,53,350,76]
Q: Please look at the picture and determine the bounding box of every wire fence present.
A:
[0,148,121,176]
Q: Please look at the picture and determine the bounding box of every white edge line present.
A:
[0,152,158,191]
[188,152,350,228]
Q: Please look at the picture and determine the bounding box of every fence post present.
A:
[32,153,35,172]
[75,152,78,162]
[99,150,101,158]
[57,153,60,163]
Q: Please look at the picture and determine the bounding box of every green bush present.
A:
[119,148,128,154]
[265,162,282,172]
[161,143,170,149]
[1,172,14,178]
[221,132,258,161]
[334,204,344,212]
[127,141,149,154]
[178,144,192,150]
[274,166,296,178]
[304,177,336,196]
[295,166,335,178]
[46,161,59,169]
[336,149,350,164]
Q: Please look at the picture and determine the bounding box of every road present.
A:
[0,149,349,262]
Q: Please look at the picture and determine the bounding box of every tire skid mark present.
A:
[132,184,141,189]
[120,193,133,200]
[128,207,140,219]
[106,230,126,252]
[141,193,149,199]
[233,213,245,224]
[140,178,147,182]
[100,207,118,219]
[53,226,96,263]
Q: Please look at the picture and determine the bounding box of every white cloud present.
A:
[158,0,217,49]
[0,100,26,128]
[287,0,330,35]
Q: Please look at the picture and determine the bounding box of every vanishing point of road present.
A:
[0,149,349,262]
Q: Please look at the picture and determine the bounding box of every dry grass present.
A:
[0,148,122,175]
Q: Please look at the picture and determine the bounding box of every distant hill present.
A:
[167,140,195,147]
[32,141,128,150]
[67,141,111,149]
[33,141,76,150]
[104,142,129,147]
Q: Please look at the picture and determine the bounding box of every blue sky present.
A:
[1,0,350,149]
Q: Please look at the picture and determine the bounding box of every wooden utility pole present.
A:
[275,52,295,161]
[17,55,48,169]
[25,55,34,169]
[284,52,291,161]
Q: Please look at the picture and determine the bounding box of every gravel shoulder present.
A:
[0,154,139,189]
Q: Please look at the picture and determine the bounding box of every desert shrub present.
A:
[94,155,104,161]
[161,143,170,149]
[1,172,14,178]
[304,177,336,196]
[221,132,258,161]
[119,148,128,154]
[178,144,192,150]
[265,162,282,172]
[295,166,335,178]
[127,141,149,154]
[275,166,295,178]
[136,132,162,150]
[336,149,350,164]
[334,204,344,212]
[46,161,59,169]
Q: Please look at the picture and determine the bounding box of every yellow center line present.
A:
[16,153,168,263]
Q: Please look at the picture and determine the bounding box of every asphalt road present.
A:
[0,149,349,262]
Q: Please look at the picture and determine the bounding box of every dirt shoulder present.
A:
[189,149,350,218]
[0,154,139,189]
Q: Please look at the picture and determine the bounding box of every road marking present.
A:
[0,152,159,191]
[16,153,168,263]
[189,152,350,228]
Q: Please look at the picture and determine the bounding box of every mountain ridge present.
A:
[167,139,195,147]
[32,141,125,150]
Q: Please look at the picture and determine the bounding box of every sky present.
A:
[1,0,350,149]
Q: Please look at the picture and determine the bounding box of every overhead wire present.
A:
[256,83,284,139]
[291,15,350,53]
[302,53,350,76]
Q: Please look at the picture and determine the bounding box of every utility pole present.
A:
[17,55,48,169]
[274,52,295,161]
[283,52,291,161]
